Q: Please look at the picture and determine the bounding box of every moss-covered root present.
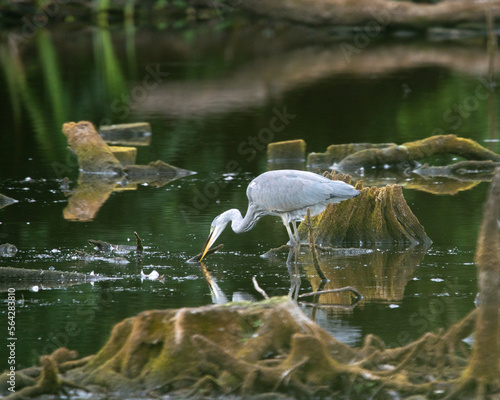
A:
[63,298,358,395]
[0,348,81,397]
[5,356,62,400]
[451,167,500,400]
[337,134,500,172]
[62,121,123,174]
[298,180,431,246]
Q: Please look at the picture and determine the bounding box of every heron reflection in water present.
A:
[199,170,360,261]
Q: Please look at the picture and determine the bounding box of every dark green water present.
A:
[0,26,496,372]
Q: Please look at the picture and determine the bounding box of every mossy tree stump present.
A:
[298,172,431,246]
[64,297,359,396]
[11,296,493,398]
[62,121,123,174]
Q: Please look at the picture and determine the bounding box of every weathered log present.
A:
[0,267,98,283]
[336,135,500,173]
[0,267,105,292]
[307,143,395,169]
[238,0,500,29]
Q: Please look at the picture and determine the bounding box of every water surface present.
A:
[0,26,495,370]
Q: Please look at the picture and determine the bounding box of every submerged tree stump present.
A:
[62,121,194,179]
[62,121,123,174]
[267,139,306,161]
[298,172,431,246]
[11,296,495,399]
[63,297,362,396]
[60,121,195,219]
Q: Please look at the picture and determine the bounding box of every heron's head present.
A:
[199,211,234,261]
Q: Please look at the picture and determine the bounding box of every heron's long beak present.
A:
[200,230,215,261]
[200,223,225,261]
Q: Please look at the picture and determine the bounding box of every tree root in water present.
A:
[3,300,497,399]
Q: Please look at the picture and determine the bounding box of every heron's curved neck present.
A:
[228,205,260,234]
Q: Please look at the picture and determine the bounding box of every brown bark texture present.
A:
[239,0,500,28]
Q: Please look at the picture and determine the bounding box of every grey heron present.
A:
[199,169,360,261]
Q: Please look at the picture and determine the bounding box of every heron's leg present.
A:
[286,246,301,300]
[280,215,297,246]
[291,220,300,245]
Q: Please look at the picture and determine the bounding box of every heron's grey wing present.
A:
[247,170,357,213]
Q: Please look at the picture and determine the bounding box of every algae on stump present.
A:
[267,139,306,161]
[267,139,307,170]
[10,297,496,398]
[65,297,356,395]
[298,172,431,246]
[62,121,123,174]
